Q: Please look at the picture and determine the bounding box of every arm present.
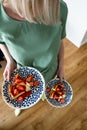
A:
[57,39,65,82]
[0,44,13,63]
[56,1,68,82]
[0,44,17,81]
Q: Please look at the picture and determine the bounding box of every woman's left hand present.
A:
[57,40,65,83]
[56,66,65,83]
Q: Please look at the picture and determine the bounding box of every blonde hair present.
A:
[3,0,60,25]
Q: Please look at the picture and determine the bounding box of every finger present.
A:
[3,70,7,80]
[59,77,63,83]
[56,74,62,82]
[58,75,64,83]
[8,71,11,82]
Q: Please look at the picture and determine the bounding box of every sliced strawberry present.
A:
[58,84,62,88]
[26,74,34,82]
[13,73,26,85]
[63,87,67,91]
[13,88,19,96]
[24,91,32,97]
[33,80,39,86]
[56,87,61,92]
[17,85,26,91]
[17,96,24,102]
[53,92,59,99]
[14,78,25,84]
[11,85,16,94]
[60,98,66,103]
[18,81,26,86]
[46,87,51,92]
[17,91,32,102]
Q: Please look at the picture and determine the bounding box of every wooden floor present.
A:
[0,39,87,130]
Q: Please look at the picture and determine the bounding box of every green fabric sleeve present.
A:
[60,1,68,39]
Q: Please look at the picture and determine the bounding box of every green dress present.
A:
[0,0,68,83]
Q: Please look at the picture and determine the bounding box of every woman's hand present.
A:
[57,66,65,83]
[0,44,17,81]
[3,59,17,81]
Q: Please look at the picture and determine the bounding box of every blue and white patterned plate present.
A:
[45,78,73,108]
[2,67,45,109]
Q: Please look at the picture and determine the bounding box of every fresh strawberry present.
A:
[53,92,59,99]
[63,87,67,91]
[13,88,19,96]
[46,87,51,92]
[17,91,31,102]
[26,74,34,82]
[18,81,26,86]
[14,78,25,84]
[11,85,16,94]
[17,85,26,91]
[25,91,32,97]
[17,96,24,102]
[33,80,39,86]
[60,98,66,103]
[56,87,61,92]
[13,74,23,83]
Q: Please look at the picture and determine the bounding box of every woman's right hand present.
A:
[0,44,17,81]
[3,58,17,82]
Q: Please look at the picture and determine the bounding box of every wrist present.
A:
[58,64,64,70]
[6,56,13,63]
[7,57,16,64]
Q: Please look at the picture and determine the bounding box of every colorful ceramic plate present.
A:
[2,67,45,109]
[45,78,73,108]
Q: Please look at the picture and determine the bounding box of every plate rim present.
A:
[45,78,73,108]
[2,66,45,109]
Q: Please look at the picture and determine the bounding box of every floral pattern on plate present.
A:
[2,67,45,109]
